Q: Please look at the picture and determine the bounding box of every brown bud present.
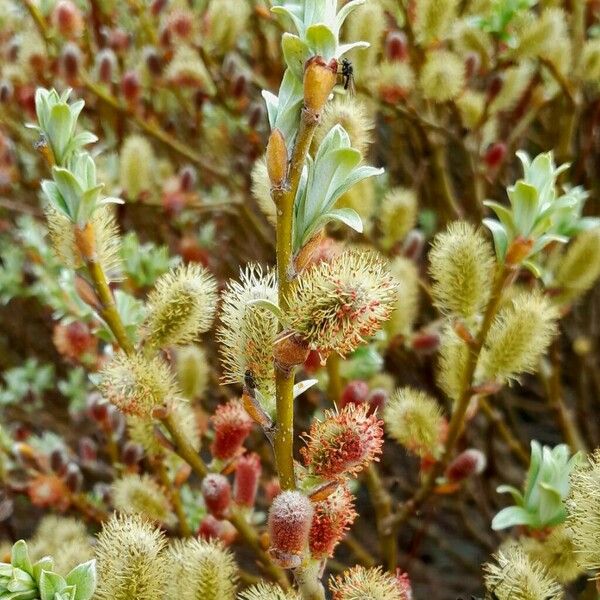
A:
[266,128,288,188]
[303,56,338,114]
[273,332,310,374]
[505,236,534,265]
[74,276,102,311]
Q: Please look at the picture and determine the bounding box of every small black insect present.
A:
[340,58,355,94]
[244,369,257,391]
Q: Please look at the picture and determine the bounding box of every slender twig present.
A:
[154,456,191,537]
[384,265,512,532]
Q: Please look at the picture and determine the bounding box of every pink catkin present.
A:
[268,491,313,568]
[201,473,231,519]
[301,404,384,479]
[234,452,262,508]
[309,485,357,558]
[211,400,253,461]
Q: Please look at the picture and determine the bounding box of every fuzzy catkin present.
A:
[217,265,279,413]
[385,256,420,338]
[95,514,168,600]
[566,449,600,575]
[330,566,410,600]
[119,135,155,200]
[313,97,374,157]
[420,50,465,103]
[46,204,122,281]
[429,222,495,318]
[383,387,445,458]
[345,0,386,74]
[554,229,600,303]
[165,538,237,600]
[479,291,558,384]
[483,546,563,600]
[100,352,178,418]
[112,474,175,526]
[413,0,459,45]
[239,583,300,600]
[436,326,470,402]
[251,157,276,225]
[144,263,217,349]
[379,188,418,249]
[176,345,210,400]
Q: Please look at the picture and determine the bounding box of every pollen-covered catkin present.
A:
[419,50,465,103]
[385,256,420,338]
[566,449,600,575]
[95,514,168,600]
[483,546,563,600]
[379,188,418,250]
[429,221,495,318]
[144,263,217,349]
[99,353,178,418]
[330,565,411,600]
[383,387,445,458]
[436,326,470,402]
[239,583,300,600]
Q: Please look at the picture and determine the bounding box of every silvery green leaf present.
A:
[317,207,363,235]
[47,103,73,164]
[281,33,310,79]
[531,233,568,254]
[327,165,383,209]
[508,180,539,235]
[482,218,508,260]
[521,259,542,278]
[338,41,369,58]
[491,505,534,530]
[66,560,96,600]
[98,196,125,206]
[39,571,67,600]
[261,91,279,129]
[247,298,286,323]
[41,180,70,219]
[271,4,304,36]
[35,88,51,129]
[32,557,54,583]
[496,484,524,506]
[52,167,83,219]
[10,542,31,577]
[305,23,337,59]
[293,379,318,398]
[273,70,303,146]
[483,200,517,235]
[537,481,564,525]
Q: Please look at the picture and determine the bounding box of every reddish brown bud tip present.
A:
[52,0,83,38]
[340,380,370,409]
[410,331,440,353]
[484,142,507,170]
[121,71,141,104]
[303,56,338,114]
[268,491,313,568]
[201,473,232,519]
[266,128,288,188]
[444,448,486,483]
[505,236,534,265]
[274,332,310,374]
[385,31,409,61]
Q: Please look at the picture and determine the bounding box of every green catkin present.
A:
[383,387,445,458]
[479,291,558,384]
[566,449,600,575]
[379,188,418,250]
[95,514,168,600]
[490,63,534,114]
[165,538,237,600]
[239,583,301,600]
[144,263,218,349]
[456,90,486,130]
[580,40,600,83]
[205,0,251,53]
[329,565,409,600]
[429,222,495,318]
[413,0,459,45]
[420,50,465,103]
[119,135,156,200]
[553,229,600,303]
[436,326,470,403]
[385,256,420,338]
[112,474,175,526]
[176,345,210,400]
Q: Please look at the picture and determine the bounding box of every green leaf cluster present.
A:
[0,540,95,600]
[492,441,581,530]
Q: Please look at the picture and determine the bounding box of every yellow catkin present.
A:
[413,0,459,45]
[379,188,418,249]
[436,325,470,403]
[385,256,420,338]
[383,387,445,458]
[119,135,156,200]
[113,474,175,526]
[419,50,465,103]
[429,221,495,318]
